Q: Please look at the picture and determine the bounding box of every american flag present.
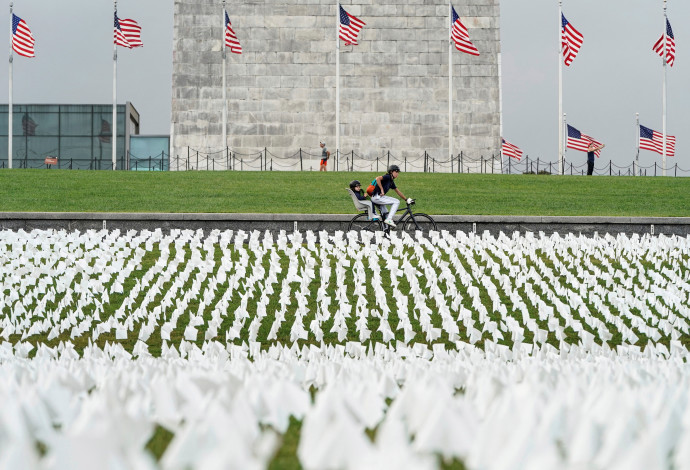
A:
[653,19,675,67]
[451,6,479,56]
[98,119,112,144]
[639,125,676,156]
[567,125,603,157]
[225,11,242,54]
[339,5,365,46]
[502,138,523,161]
[561,13,583,66]
[22,113,37,136]
[12,14,35,58]
[114,12,143,49]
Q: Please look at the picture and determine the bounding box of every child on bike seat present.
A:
[350,180,378,221]
[370,165,412,228]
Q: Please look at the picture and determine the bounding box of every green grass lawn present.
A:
[1,169,689,216]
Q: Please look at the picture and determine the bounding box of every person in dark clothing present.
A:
[349,180,377,220]
[587,142,605,175]
[370,165,412,228]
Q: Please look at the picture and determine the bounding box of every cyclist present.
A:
[349,180,378,221]
[370,165,412,228]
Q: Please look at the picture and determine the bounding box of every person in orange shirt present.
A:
[319,141,330,171]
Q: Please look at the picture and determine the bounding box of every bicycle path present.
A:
[0,212,688,237]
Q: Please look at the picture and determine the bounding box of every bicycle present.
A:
[347,199,437,235]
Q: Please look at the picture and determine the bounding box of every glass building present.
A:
[0,103,140,170]
[130,135,170,171]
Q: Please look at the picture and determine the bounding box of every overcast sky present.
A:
[1,0,173,135]
[501,0,688,172]
[2,0,687,170]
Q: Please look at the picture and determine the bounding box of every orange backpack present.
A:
[366,178,377,196]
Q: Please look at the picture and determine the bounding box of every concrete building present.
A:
[172,0,501,171]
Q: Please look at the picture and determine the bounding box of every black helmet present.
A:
[388,164,401,173]
[349,180,361,190]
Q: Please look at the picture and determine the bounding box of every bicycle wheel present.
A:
[402,213,437,235]
[348,213,384,232]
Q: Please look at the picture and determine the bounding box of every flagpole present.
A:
[498,51,503,170]
[562,113,566,162]
[558,0,563,175]
[8,3,13,169]
[335,2,340,163]
[448,2,452,165]
[662,0,667,177]
[113,1,118,170]
[635,112,640,176]
[222,1,227,154]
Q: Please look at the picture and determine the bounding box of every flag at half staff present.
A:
[502,138,523,161]
[561,13,583,66]
[114,12,143,49]
[339,5,365,46]
[12,14,35,58]
[653,18,675,67]
[225,11,242,54]
[22,113,37,136]
[640,125,676,156]
[567,125,603,157]
[98,119,112,144]
[451,6,479,56]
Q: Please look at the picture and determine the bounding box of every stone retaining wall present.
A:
[1,213,685,238]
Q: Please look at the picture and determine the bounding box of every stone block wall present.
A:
[172,0,500,170]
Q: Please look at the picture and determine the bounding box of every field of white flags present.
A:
[1,227,690,469]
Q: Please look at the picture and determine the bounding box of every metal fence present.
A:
[0,151,168,171]
[503,156,690,177]
[130,151,168,171]
[4,146,689,176]
[173,147,502,173]
[172,147,690,176]
[0,155,128,170]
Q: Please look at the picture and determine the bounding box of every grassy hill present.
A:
[1,169,689,216]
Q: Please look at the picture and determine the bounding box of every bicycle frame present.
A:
[372,201,413,228]
[349,198,436,235]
